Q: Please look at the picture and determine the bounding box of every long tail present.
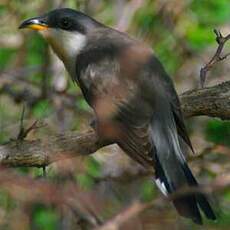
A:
[149,104,216,224]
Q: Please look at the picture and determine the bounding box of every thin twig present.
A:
[17,104,26,140]
[97,174,230,230]
[9,102,45,143]
[200,29,230,88]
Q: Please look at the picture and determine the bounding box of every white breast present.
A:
[40,28,87,78]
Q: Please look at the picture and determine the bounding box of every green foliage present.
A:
[187,0,230,51]
[26,34,47,66]
[76,157,102,189]
[0,131,8,144]
[134,0,155,32]
[0,48,17,69]
[140,179,156,202]
[205,120,230,146]
[76,173,95,189]
[0,5,5,15]
[209,211,230,227]
[76,97,90,111]
[86,157,102,178]
[186,25,215,50]
[16,166,30,174]
[191,0,230,26]
[155,38,182,74]
[32,99,53,119]
[33,206,59,230]
[224,190,230,200]
[0,190,16,213]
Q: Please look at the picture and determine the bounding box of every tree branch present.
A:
[181,81,230,119]
[0,81,230,168]
[200,30,230,88]
[0,130,104,167]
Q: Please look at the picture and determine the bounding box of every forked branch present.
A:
[200,30,230,88]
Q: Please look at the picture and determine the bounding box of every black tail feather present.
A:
[150,103,216,224]
[155,154,204,225]
[181,162,216,220]
[155,154,216,224]
[173,197,202,224]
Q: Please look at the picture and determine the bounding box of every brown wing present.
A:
[115,101,154,167]
[77,44,155,166]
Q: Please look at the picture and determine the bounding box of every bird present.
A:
[19,8,216,224]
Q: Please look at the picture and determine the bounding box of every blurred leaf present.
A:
[86,157,102,178]
[76,173,95,189]
[33,206,58,230]
[0,5,6,15]
[205,120,230,147]
[224,190,230,201]
[186,24,215,50]
[140,179,156,202]
[0,190,16,212]
[0,131,9,144]
[155,38,182,75]
[208,210,230,227]
[191,0,230,26]
[0,48,17,69]
[76,97,90,111]
[32,100,52,119]
[26,34,47,66]
[134,0,155,32]
[16,167,30,175]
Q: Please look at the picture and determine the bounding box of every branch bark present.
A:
[0,81,230,168]
[181,81,230,119]
[0,130,104,167]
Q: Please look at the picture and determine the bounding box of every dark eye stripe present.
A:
[60,18,72,29]
[47,14,87,34]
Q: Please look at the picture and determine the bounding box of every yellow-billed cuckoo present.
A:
[19,8,216,224]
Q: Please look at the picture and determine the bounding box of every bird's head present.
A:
[19,8,102,68]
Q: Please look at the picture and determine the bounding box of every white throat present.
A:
[41,29,87,77]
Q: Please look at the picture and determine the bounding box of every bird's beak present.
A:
[19,16,49,31]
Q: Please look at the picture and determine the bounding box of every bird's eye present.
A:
[60,18,72,29]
